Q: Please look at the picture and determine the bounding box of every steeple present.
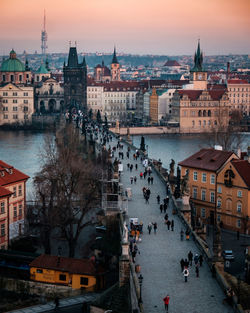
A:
[67,47,79,68]
[82,55,87,67]
[191,39,204,72]
[25,58,30,71]
[112,46,119,64]
[45,57,50,71]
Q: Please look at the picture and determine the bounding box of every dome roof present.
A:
[1,50,26,72]
[35,63,49,74]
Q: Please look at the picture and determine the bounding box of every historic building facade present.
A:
[63,47,87,112]
[0,50,31,85]
[0,160,29,249]
[171,42,230,133]
[0,83,34,125]
[35,78,64,113]
[227,79,250,117]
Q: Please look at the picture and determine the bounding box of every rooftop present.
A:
[0,160,29,186]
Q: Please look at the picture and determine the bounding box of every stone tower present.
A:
[63,47,87,112]
[190,40,207,90]
[111,47,120,81]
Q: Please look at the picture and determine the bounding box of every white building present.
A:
[158,89,176,121]
[227,79,250,116]
[0,83,34,125]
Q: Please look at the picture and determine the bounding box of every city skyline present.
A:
[0,0,249,55]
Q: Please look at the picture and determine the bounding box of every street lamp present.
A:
[138,274,143,305]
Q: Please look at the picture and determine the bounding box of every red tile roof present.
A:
[30,254,105,275]
[231,159,250,188]
[227,79,248,84]
[164,60,181,67]
[179,148,236,172]
[0,160,29,186]
[178,89,226,101]
[0,185,12,198]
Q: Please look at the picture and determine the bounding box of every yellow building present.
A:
[227,79,250,117]
[149,88,158,123]
[179,148,237,226]
[217,158,250,233]
[30,254,105,290]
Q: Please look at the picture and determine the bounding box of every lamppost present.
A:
[138,274,143,305]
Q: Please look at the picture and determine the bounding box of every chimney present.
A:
[237,148,241,159]
[214,145,223,151]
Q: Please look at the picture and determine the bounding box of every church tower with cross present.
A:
[63,44,87,112]
[190,40,207,90]
[111,47,121,81]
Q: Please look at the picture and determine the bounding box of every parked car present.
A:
[222,250,235,261]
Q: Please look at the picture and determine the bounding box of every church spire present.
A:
[112,46,119,64]
[192,40,204,72]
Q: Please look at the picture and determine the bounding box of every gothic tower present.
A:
[111,47,121,81]
[190,40,207,90]
[63,46,87,112]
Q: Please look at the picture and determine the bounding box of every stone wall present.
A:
[0,276,81,299]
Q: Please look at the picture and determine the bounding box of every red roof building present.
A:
[0,160,29,248]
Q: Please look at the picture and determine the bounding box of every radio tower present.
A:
[41,10,48,55]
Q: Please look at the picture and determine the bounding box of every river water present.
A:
[0,130,249,199]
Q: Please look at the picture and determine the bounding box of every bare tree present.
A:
[33,124,105,257]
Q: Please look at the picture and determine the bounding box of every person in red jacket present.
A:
[163,294,170,312]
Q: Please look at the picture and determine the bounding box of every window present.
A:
[13,114,18,119]
[201,190,206,201]
[13,206,17,217]
[218,186,222,193]
[217,198,221,208]
[3,106,8,111]
[18,185,22,196]
[237,202,242,213]
[3,92,8,96]
[217,214,221,222]
[13,187,17,197]
[237,190,242,197]
[201,208,206,218]
[80,277,89,285]
[210,191,215,203]
[0,202,5,214]
[13,106,18,111]
[23,100,28,104]
[19,204,22,216]
[193,187,198,199]
[36,269,43,273]
[13,99,17,103]
[23,106,28,112]
[237,219,241,228]
[202,173,207,182]
[4,114,8,119]
[13,92,17,96]
[1,224,5,236]
[23,92,28,96]
[59,274,66,281]
[210,174,215,184]
[19,75,22,82]
[193,171,198,181]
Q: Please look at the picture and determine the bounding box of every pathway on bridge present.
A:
[109,138,233,313]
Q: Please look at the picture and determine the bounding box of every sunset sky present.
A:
[0,0,249,55]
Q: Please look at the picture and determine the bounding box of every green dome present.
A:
[1,50,25,72]
[35,63,49,74]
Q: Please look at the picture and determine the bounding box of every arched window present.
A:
[208,110,211,116]
[198,110,202,117]
[226,198,232,211]
[203,120,206,126]
[203,110,206,117]
[236,201,242,213]
[214,120,217,125]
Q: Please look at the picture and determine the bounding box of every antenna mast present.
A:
[41,9,48,56]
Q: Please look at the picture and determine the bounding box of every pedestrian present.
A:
[180,229,184,241]
[150,176,154,184]
[140,172,143,179]
[145,195,149,204]
[171,220,174,231]
[185,229,190,240]
[153,222,157,234]
[194,254,199,266]
[157,195,160,204]
[195,265,199,278]
[184,258,189,268]
[163,203,167,213]
[132,250,136,263]
[147,176,151,184]
[160,204,163,213]
[54,296,59,310]
[167,220,171,230]
[199,254,203,267]
[143,171,147,179]
[134,176,137,184]
[180,258,185,272]
[147,222,152,234]
[135,164,138,170]
[130,176,134,184]
[188,251,193,266]
[183,267,189,282]
[164,213,168,223]
[163,294,170,312]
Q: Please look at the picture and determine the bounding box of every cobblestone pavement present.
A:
[110,138,234,313]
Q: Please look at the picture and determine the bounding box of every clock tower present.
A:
[111,47,121,81]
[190,40,207,90]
